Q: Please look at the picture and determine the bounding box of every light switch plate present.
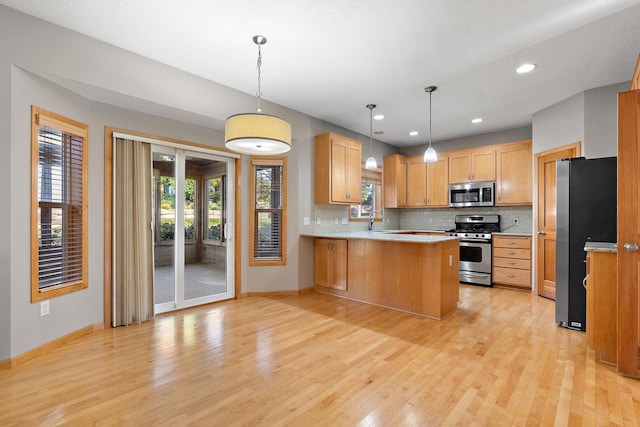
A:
[334,218,339,225]
[316,217,321,225]
[341,217,348,225]
[303,217,310,226]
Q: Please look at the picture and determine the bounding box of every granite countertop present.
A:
[301,230,459,244]
[584,241,617,253]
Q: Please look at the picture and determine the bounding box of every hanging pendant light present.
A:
[423,86,438,162]
[365,104,378,169]
[225,35,292,155]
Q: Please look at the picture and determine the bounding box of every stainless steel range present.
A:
[445,214,500,286]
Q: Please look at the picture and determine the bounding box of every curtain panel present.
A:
[113,138,154,326]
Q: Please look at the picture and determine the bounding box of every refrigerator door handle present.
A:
[582,276,587,289]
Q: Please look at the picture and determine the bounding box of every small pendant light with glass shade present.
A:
[224,35,292,155]
[423,86,438,162]
[365,104,377,169]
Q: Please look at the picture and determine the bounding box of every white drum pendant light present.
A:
[225,35,291,155]
[423,86,438,162]
[365,104,377,169]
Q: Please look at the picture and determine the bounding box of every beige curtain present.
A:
[113,138,154,326]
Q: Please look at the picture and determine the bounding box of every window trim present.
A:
[31,106,89,302]
[350,163,383,222]
[249,156,287,266]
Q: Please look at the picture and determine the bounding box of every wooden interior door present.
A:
[617,89,640,377]
[535,142,580,300]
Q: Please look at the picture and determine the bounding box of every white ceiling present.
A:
[2,0,640,148]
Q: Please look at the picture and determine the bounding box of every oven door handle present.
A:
[459,239,492,244]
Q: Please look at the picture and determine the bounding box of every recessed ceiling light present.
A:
[409,131,419,136]
[373,114,384,120]
[471,118,483,124]
[516,63,536,74]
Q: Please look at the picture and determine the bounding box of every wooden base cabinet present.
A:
[314,237,459,319]
[586,250,617,365]
[314,239,347,291]
[493,235,532,290]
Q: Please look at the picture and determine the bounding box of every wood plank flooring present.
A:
[2,285,640,426]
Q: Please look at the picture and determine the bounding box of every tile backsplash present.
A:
[399,206,533,234]
[305,204,533,234]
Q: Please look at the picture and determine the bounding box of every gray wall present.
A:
[0,4,629,359]
[530,81,625,291]
[584,82,628,158]
[0,5,401,358]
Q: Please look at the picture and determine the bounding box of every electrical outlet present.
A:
[514,218,519,225]
[316,217,321,226]
[341,217,348,225]
[303,217,310,226]
[40,300,50,317]
[334,218,339,225]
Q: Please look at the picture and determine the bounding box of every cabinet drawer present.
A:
[493,236,531,249]
[493,267,531,287]
[493,257,530,270]
[493,247,531,260]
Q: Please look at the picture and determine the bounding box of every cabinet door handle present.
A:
[507,252,516,255]
[507,242,517,245]
[507,262,516,265]
[624,242,639,252]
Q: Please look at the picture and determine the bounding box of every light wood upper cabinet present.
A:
[630,52,640,90]
[426,155,449,207]
[448,148,496,184]
[315,133,362,205]
[496,140,532,206]
[406,156,427,207]
[383,154,407,208]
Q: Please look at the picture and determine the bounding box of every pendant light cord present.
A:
[366,104,376,155]
[256,43,262,113]
[428,89,432,148]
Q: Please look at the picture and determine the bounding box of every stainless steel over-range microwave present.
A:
[449,182,495,208]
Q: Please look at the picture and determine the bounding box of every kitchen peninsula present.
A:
[304,231,460,319]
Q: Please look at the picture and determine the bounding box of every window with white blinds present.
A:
[250,157,287,265]
[31,106,88,302]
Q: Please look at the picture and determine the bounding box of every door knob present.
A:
[624,242,639,252]
[537,230,545,235]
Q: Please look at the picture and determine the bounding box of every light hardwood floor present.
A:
[2,285,639,426]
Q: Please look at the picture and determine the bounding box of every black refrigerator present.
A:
[555,157,617,331]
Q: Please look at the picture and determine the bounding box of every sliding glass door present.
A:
[152,146,234,313]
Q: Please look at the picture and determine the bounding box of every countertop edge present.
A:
[301,231,459,244]
[584,242,617,253]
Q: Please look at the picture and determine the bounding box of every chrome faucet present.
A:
[368,210,381,231]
